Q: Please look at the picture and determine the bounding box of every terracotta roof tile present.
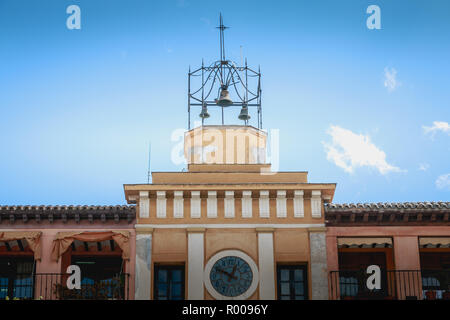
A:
[0,205,136,223]
[325,202,450,211]
[325,202,450,226]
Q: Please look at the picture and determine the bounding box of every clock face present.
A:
[209,256,253,297]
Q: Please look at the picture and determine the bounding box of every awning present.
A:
[51,231,130,261]
[338,237,393,248]
[419,237,450,248]
[0,231,42,260]
[72,239,115,252]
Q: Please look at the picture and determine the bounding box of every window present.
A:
[420,252,450,270]
[72,256,123,281]
[422,276,440,289]
[420,252,450,296]
[0,257,35,299]
[70,256,124,299]
[339,276,359,297]
[154,265,185,300]
[337,252,390,299]
[277,265,308,300]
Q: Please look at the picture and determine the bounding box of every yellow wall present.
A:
[150,227,313,299]
[184,125,267,165]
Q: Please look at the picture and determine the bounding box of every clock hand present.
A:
[218,270,235,280]
[222,271,237,280]
[216,267,232,276]
[231,264,237,277]
[230,265,237,280]
[216,268,237,280]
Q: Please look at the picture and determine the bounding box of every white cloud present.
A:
[323,125,404,175]
[436,173,450,190]
[423,121,450,137]
[384,67,400,92]
[419,163,430,171]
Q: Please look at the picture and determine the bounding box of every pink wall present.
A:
[0,221,136,300]
[327,225,450,273]
[326,226,450,299]
[393,236,421,270]
[37,229,62,273]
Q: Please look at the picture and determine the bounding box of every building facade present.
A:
[0,205,136,299]
[326,202,450,300]
[125,125,336,300]
[1,148,449,300]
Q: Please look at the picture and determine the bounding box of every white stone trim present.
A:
[207,191,217,218]
[188,232,204,299]
[135,233,152,300]
[204,249,259,300]
[258,232,275,299]
[293,190,304,218]
[128,195,138,202]
[259,190,270,218]
[224,191,235,218]
[311,190,322,218]
[309,231,328,299]
[156,191,166,218]
[173,191,184,218]
[241,191,252,218]
[276,190,287,218]
[190,191,201,218]
[139,191,149,218]
[136,223,325,229]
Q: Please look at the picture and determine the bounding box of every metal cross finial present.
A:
[217,13,228,63]
[188,14,262,130]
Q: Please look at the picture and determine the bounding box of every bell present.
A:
[238,104,251,121]
[199,103,210,119]
[216,87,233,107]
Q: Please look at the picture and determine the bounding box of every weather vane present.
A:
[187,14,262,129]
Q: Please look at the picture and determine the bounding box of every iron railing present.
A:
[329,270,450,300]
[0,273,130,300]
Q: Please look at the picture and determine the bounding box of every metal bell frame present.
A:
[187,14,262,129]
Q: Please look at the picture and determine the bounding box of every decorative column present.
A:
[173,191,184,218]
[191,191,201,218]
[224,191,235,218]
[276,190,287,218]
[308,227,328,300]
[139,191,150,218]
[242,190,252,218]
[187,228,205,300]
[293,190,304,218]
[257,228,275,299]
[207,191,217,218]
[259,190,270,218]
[156,191,166,218]
[135,227,153,300]
[311,191,322,218]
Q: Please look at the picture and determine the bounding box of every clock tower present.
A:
[124,15,336,300]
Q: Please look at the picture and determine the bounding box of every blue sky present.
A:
[0,0,449,205]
